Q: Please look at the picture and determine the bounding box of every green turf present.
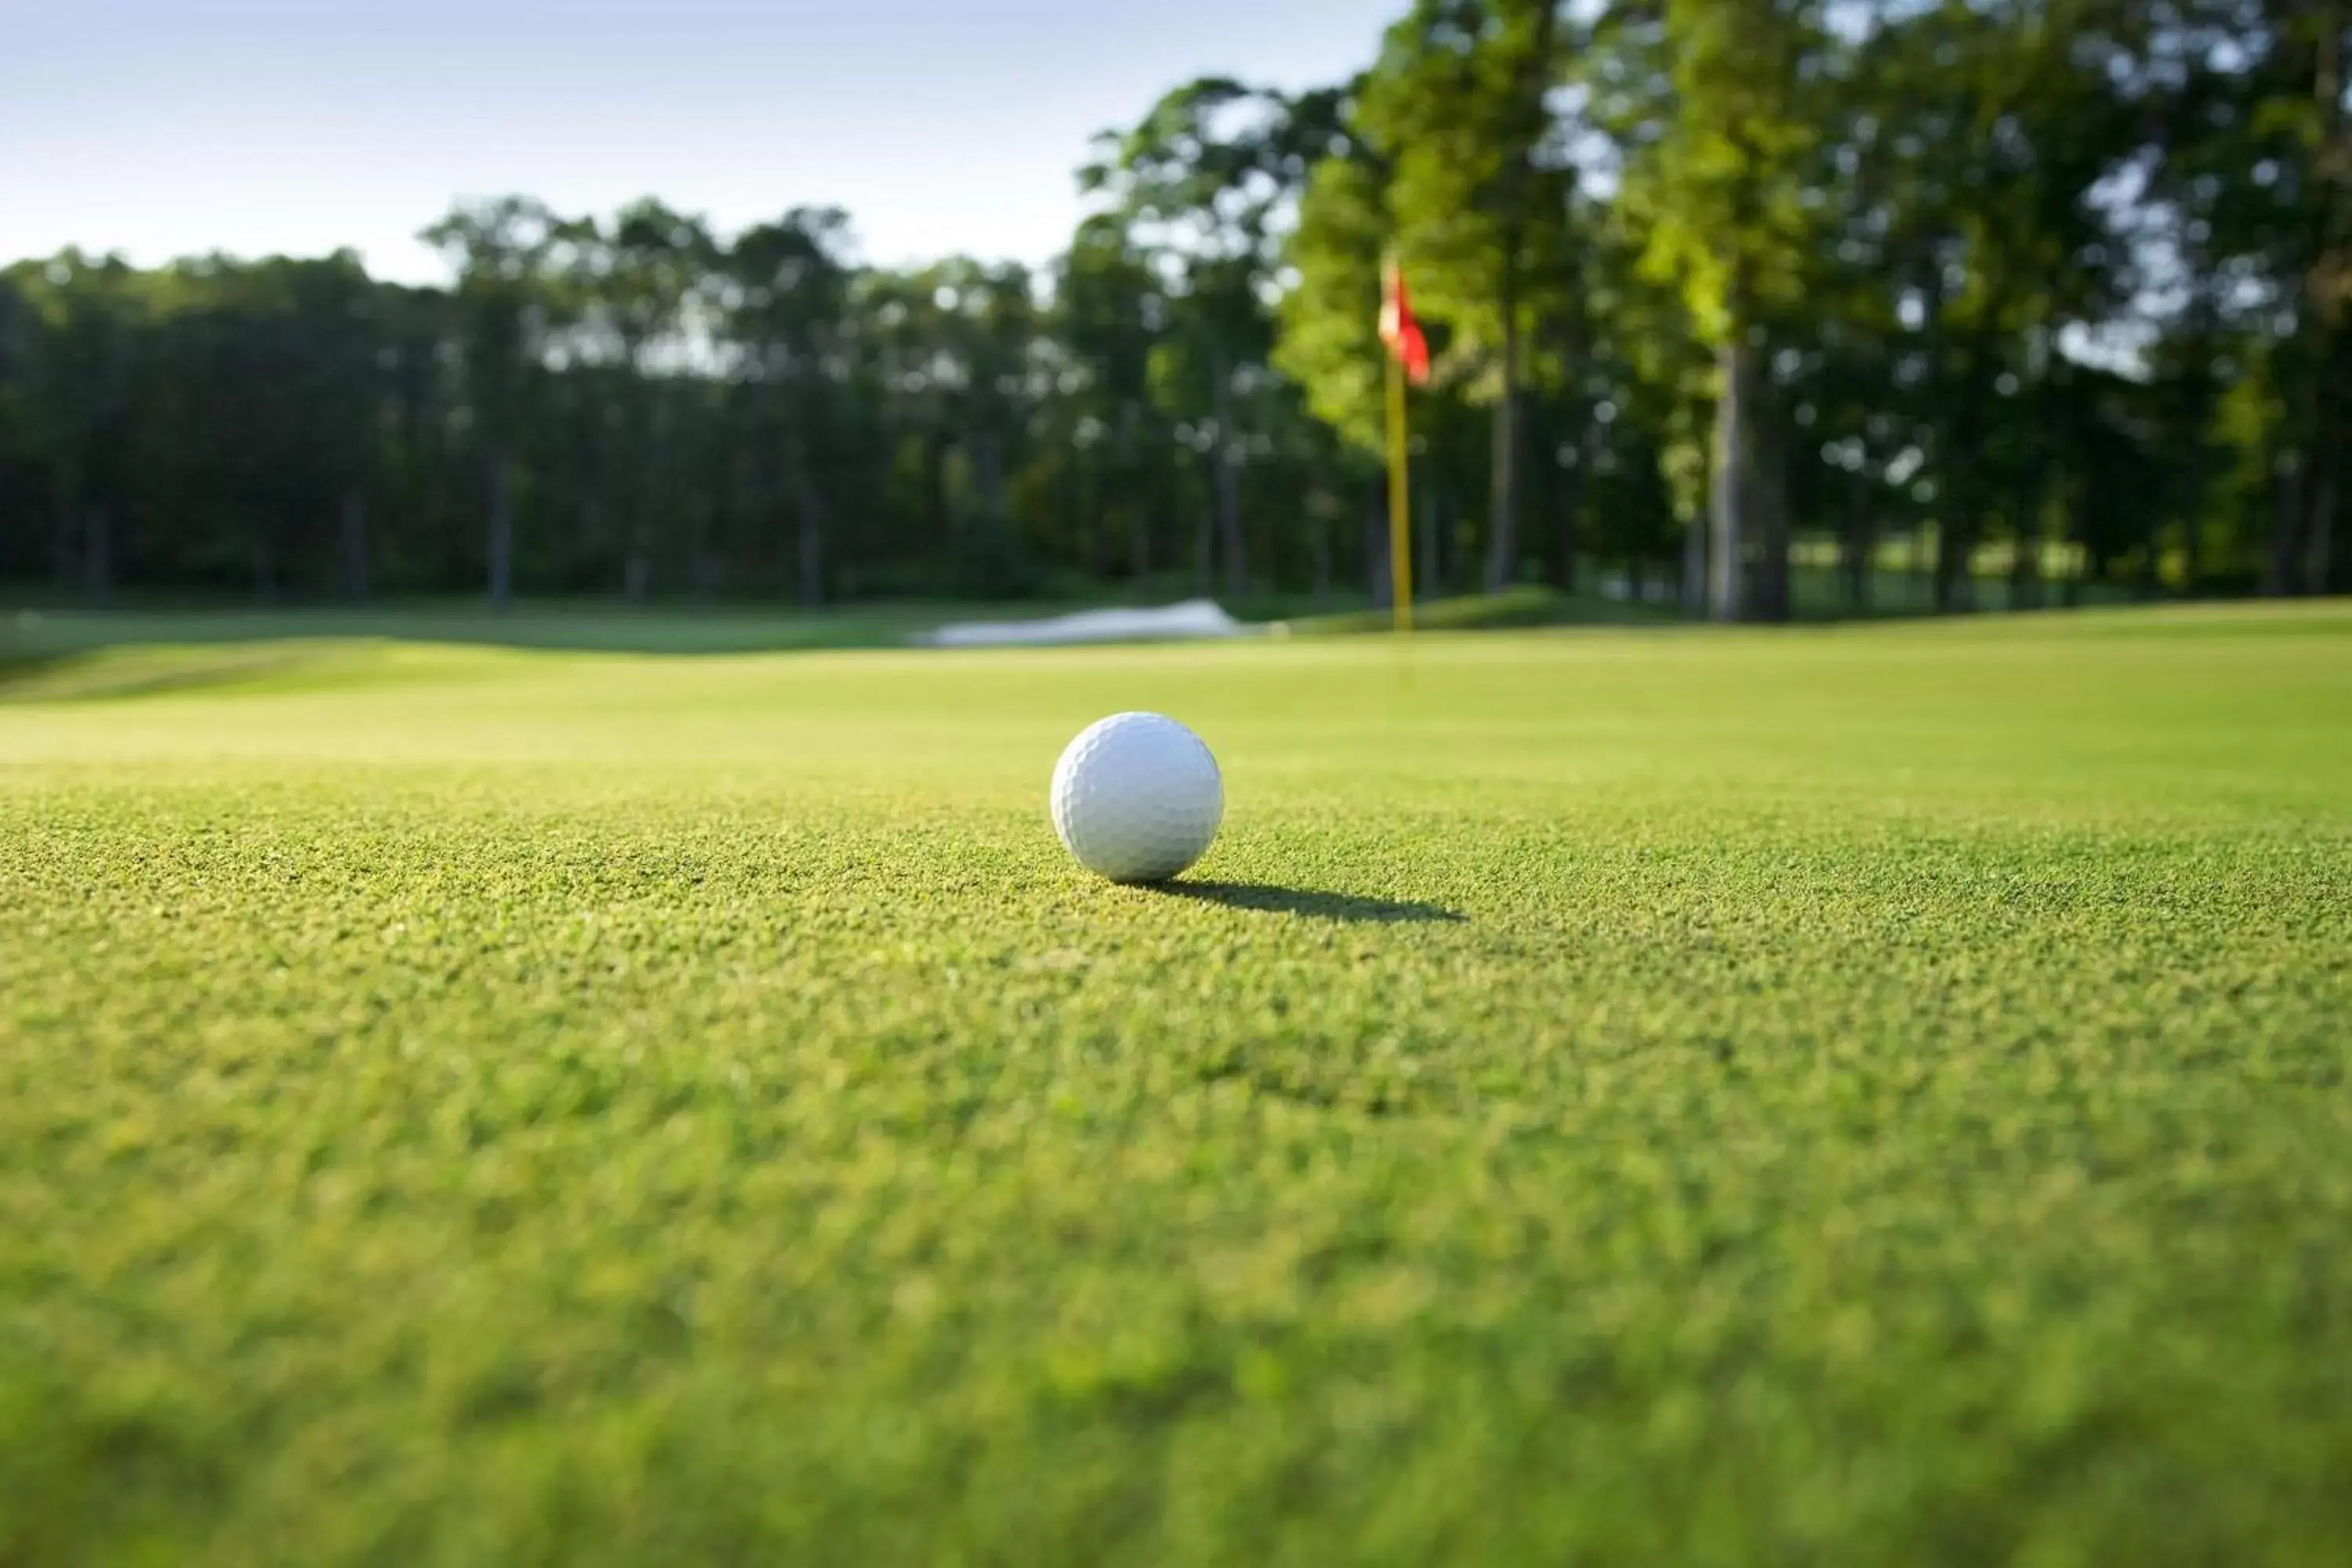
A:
[0,600,988,662]
[2,604,2349,1565]
[0,584,1667,672]
[1283,583,1678,633]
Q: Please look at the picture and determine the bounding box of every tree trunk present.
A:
[2009,458,2045,611]
[579,495,603,586]
[2307,444,2339,595]
[488,452,515,612]
[2265,456,2307,595]
[1311,503,1331,609]
[1549,286,1592,593]
[1082,457,1112,583]
[1554,412,1593,591]
[1936,345,1994,614]
[2009,528,2040,611]
[1215,448,1244,600]
[1484,262,1523,594]
[1843,464,1875,612]
[52,498,77,591]
[925,430,951,554]
[2310,4,2347,590]
[2058,467,2085,608]
[2180,434,2205,597]
[1752,403,1791,621]
[1118,401,1149,580]
[1935,517,1977,612]
[1210,351,1246,601]
[1479,0,1555,595]
[1934,505,1975,613]
[83,507,111,606]
[787,427,826,609]
[690,500,715,609]
[1682,505,1707,614]
[1708,335,1754,622]
[2176,519,2198,600]
[974,429,1008,526]
[1080,459,1103,581]
[341,494,369,601]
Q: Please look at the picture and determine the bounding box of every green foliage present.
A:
[1274,154,1392,456]
[1356,2,1570,372]
[2,605,2350,1561]
[420,198,564,437]
[1084,77,1356,596]
[1615,0,1826,338]
[0,4,2344,608]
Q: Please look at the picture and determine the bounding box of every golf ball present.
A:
[1051,712,1223,884]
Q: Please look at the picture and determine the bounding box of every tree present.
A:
[1860,2,2133,611]
[1607,0,1834,621]
[1,4,2338,619]
[1356,0,1573,593]
[421,198,564,611]
[727,209,855,605]
[582,199,717,601]
[7,254,143,600]
[1085,78,1347,597]
[1055,215,1170,579]
[2255,0,2350,593]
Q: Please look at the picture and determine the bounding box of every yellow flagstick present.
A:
[1385,328,1414,635]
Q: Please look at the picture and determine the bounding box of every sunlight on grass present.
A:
[2,603,2349,1563]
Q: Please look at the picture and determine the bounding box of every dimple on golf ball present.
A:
[1051,712,1223,884]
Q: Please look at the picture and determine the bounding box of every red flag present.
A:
[1379,260,1431,387]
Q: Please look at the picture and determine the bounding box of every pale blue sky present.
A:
[2,0,1399,281]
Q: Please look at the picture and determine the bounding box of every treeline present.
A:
[1,1,2343,616]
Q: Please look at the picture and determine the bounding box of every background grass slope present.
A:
[2,604,2348,1565]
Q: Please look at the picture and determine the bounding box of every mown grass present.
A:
[1284,583,1675,635]
[2,604,2349,1565]
[0,600,981,662]
[0,583,1669,670]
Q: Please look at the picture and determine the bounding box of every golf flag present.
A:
[1379,260,1431,386]
[1380,257,1421,633]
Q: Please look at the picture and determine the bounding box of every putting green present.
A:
[3,604,2349,1563]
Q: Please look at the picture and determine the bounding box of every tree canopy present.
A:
[2,2,2343,614]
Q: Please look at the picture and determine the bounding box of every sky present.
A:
[2,0,1399,284]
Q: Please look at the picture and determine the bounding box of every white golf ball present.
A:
[1051,712,1224,884]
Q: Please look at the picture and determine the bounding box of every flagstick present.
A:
[1385,348,1414,635]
